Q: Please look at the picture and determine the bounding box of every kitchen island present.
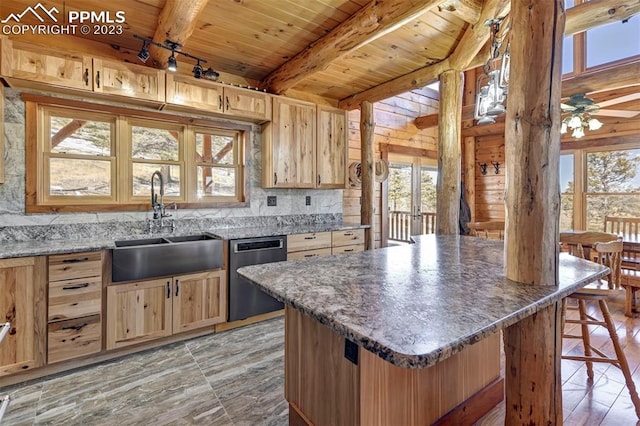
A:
[238,234,609,425]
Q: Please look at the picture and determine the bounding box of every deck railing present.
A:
[389,211,436,242]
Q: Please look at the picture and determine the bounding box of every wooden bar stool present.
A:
[562,240,640,418]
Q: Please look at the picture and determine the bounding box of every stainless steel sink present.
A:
[112,234,223,282]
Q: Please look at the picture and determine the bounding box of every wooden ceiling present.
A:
[1,0,639,107]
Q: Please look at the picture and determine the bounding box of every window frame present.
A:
[25,94,251,213]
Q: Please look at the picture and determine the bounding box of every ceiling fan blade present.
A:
[560,103,576,111]
[591,108,640,118]
[598,93,640,108]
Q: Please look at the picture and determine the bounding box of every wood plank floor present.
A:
[3,290,640,425]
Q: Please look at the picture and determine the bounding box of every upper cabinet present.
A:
[316,105,347,189]
[263,99,347,189]
[166,74,271,121]
[93,59,165,102]
[1,39,92,91]
[263,97,316,188]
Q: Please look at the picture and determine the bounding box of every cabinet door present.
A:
[264,98,316,188]
[173,270,227,333]
[317,106,347,188]
[0,257,46,377]
[223,87,271,121]
[2,40,91,90]
[166,74,224,112]
[93,59,165,102]
[106,278,172,350]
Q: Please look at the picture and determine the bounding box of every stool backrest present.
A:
[593,239,623,289]
[604,216,640,237]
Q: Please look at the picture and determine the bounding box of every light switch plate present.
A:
[305,196,311,206]
[267,196,277,206]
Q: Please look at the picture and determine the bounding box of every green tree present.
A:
[420,169,437,213]
[388,166,411,211]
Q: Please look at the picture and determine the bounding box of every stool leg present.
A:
[599,299,640,418]
[578,299,594,380]
[626,286,634,317]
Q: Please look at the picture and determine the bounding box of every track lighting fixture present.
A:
[133,35,219,81]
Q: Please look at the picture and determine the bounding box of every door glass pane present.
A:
[197,167,236,197]
[132,125,179,161]
[49,158,111,196]
[562,36,574,74]
[560,154,574,230]
[388,162,412,242]
[420,166,437,234]
[586,19,640,68]
[50,116,111,156]
[132,164,181,197]
[196,133,235,165]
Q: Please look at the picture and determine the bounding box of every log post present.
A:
[463,136,476,223]
[503,0,565,424]
[360,101,375,250]
[436,70,463,235]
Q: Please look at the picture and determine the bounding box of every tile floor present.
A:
[3,292,640,425]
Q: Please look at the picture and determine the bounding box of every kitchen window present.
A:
[26,96,248,213]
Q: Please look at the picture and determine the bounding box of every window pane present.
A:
[49,158,111,196]
[562,36,573,74]
[196,133,235,165]
[420,166,437,213]
[565,0,574,8]
[560,195,574,231]
[388,163,412,212]
[132,164,181,197]
[50,116,111,156]
[560,154,574,193]
[197,167,236,197]
[132,126,179,161]
[586,194,640,231]
[586,19,640,68]
[587,149,640,193]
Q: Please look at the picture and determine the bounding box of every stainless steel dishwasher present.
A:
[228,235,287,321]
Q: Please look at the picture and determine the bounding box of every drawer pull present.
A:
[304,254,317,258]
[344,232,354,236]
[62,322,88,331]
[175,279,179,297]
[62,257,89,263]
[304,236,317,240]
[344,249,355,252]
[62,283,90,290]
[167,281,171,299]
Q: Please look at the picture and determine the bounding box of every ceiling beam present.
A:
[565,0,640,36]
[261,0,443,95]
[436,0,482,24]
[147,0,210,69]
[338,0,509,110]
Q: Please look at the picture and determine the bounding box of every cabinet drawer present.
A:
[48,277,102,322]
[332,229,365,247]
[288,232,332,252]
[332,244,364,255]
[49,252,102,282]
[48,315,101,364]
[287,248,332,261]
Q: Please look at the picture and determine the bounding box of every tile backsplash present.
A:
[0,88,344,242]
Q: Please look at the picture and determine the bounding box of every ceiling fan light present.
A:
[568,115,582,129]
[572,126,585,139]
[588,118,603,131]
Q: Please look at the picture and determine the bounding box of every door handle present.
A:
[175,279,179,297]
[167,281,171,298]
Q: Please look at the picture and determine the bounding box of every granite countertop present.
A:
[0,223,368,259]
[237,234,609,369]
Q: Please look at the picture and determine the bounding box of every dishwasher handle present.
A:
[234,238,284,253]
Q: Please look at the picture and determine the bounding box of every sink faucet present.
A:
[148,171,177,233]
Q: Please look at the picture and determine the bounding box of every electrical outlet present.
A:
[267,196,277,206]
[305,196,311,206]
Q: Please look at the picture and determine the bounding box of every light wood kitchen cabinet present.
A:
[47,251,103,363]
[92,58,165,102]
[287,232,332,260]
[107,270,226,349]
[263,97,316,188]
[166,74,270,121]
[316,106,348,189]
[0,39,92,91]
[331,229,365,254]
[0,257,46,377]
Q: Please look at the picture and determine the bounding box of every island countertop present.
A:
[237,234,609,368]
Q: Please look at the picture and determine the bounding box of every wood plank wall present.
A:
[344,89,439,248]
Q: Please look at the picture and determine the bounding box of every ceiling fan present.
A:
[561,93,640,118]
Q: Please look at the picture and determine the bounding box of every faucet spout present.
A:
[151,171,164,219]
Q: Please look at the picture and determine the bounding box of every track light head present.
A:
[192,61,204,79]
[167,52,177,72]
[137,41,150,63]
[204,67,220,81]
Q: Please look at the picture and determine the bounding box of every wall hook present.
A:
[491,161,501,174]
[478,162,488,176]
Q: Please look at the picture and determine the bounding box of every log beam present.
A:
[503,1,564,422]
[262,0,442,94]
[360,101,375,250]
[51,120,87,148]
[565,0,640,36]
[437,0,482,24]
[435,70,463,235]
[562,60,640,96]
[148,0,210,69]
